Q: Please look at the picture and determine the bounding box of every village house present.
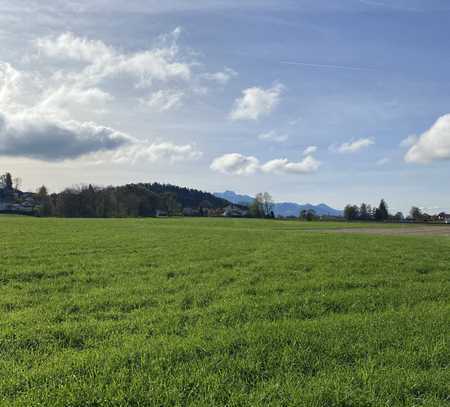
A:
[0,184,37,214]
[223,204,249,218]
[182,207,202,217]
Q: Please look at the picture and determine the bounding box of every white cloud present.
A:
[116,48,191,85]
[261,155,321,174]
[141,90,184,112]
[34,30,192,91]
[0,63,42,112]
[34,32,114,63]
[400,134,418,148]
[39,86,113,115]
[210,153,320,175]
[258,130,288,143]
[405,114,450,164]
[230,83,284,121]
[0,62,21,108]
[303,145,317,155]
[0,30,213,167]
[0,108,202,165]
[28,29,236,118]
[210,153,260,175]
[0,111,130,161]
[203,68,237,85]
[109,141,202,164]
[1,29,242,170]
[336,138,374,153]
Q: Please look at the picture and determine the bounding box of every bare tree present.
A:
[0,173,13,190]
[250,192,274,218]
[262,192,274,217]
[13,177,22,191]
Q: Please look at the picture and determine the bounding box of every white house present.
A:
[0,186,37,213]
[438,212,450,224]
[223,205,249,217]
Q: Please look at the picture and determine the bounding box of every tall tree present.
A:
[394,212,404,221]
[344,204,359,221]
[250,193,265,218]
[377,199,389,221]
[410,206,422,221]
[37,185,53,216]
[261,192,274,217]
[300,208,316,221]
[3,172,13,189]
[360,203,369,220]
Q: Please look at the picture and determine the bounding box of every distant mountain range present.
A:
[214,190,343,217]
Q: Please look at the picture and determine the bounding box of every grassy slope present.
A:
[0,217,449,406]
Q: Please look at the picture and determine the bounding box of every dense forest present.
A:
[36,183,230,218]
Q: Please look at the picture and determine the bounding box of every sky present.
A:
[1,0,450,213]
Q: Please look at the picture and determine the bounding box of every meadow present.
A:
[0,216,449,406]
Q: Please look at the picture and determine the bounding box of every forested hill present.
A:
[37,182,231,218]
[142,183,229,209]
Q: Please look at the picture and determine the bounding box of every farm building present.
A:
[223,204,249,217]
[0,185,37,214]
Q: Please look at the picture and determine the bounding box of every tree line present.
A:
[36,183,228,218]
[343,200,447,222]
[344,199,391,221]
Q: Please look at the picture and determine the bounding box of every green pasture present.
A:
[1,216,449,406]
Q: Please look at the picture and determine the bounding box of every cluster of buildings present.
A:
[437,213,450,224]
[0,185,37,214]
[180,204,249,218]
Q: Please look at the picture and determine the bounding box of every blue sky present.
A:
[1,0,450,213]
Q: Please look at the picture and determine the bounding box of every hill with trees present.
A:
[37,183,230,218]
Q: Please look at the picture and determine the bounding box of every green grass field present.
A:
[1,216,449,406]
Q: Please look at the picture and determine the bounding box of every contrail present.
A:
[358,0,422,12]
[358,0,387,7]
[280,61,375,71]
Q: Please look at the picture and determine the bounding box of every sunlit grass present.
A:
[1,216,449,406]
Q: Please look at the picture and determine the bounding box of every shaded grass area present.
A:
[1,216,449,406]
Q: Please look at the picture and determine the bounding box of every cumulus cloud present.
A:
[261,156,321,174]
[405,114,450,164]
[0,29,214,166]
[0,109,202,165]
[0,62,21,108]
[109,141,202,164]
[0,63,42,112]
[29,29,236,118]
[400,134,418,148]
[34,32,114,63]
[258,130,288,143]
[141,90,184,112]
[335,138,374,153]
[39,86,114,115]
[34,30,191,89]
[303,145,317,155]
[210,153,320,175]
[202,68,237,85]
[230,83,284,121]
[1,29,235,167]
[0,111,130,161]
[210,153,260,175]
